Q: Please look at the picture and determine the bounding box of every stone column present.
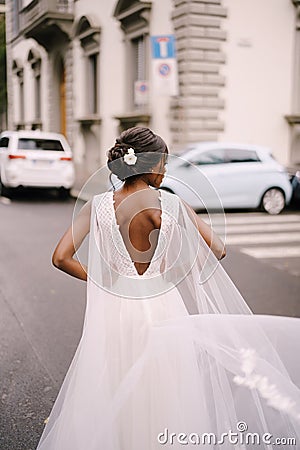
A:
[5,0,13,130]
[65,42,74,146]
[285,0,300,165]
[171,0,227,149]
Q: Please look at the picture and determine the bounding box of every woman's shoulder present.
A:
[91,191,111,203]
[159,189,181,217]
[159,188,181,204]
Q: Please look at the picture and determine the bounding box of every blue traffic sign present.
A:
[158,63,171,77]
[151,35,176,59]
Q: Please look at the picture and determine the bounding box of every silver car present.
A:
[161,143,292,215]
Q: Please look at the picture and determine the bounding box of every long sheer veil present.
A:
[37,188,300,450]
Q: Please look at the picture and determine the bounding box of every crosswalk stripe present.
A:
[202,215,300,225]
[225,232,300,245]
[240,246,300,259]
[214,223,300,234]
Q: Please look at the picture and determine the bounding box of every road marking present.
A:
[221,214,300,225]
[214,222,300,234]
[240,246,300,259]
[225,232,300,245]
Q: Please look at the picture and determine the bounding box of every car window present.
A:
[0,137,9,148]
[17,138,64,151]
[224,149,260,163]
[190,149,226,165]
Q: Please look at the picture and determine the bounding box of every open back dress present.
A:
[36,189,300,449]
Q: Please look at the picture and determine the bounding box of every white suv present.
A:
[0,130,75,197]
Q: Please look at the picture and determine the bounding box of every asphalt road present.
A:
[0,189,299,450]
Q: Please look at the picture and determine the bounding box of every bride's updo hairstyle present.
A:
[107,126,168,181]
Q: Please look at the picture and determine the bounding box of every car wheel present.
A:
[261,188,285,215]
[0,179,10,198]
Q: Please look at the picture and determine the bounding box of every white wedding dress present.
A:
[36,189,300,449]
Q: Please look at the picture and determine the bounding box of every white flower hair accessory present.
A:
[123,147,137,166]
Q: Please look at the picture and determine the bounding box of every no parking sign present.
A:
[158,63,171,77]
[151,35,179,96]
[134,80,149,106]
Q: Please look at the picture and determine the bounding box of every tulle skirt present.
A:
[36,281,300,449]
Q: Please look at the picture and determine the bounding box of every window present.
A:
[87,53,98,114]
[75,16,100,117]
[12,0,20,37]
[191,149,226,165]
[18,138,64,151]
[132,35,148,107]
[57,0,71,13]
[133,36,146,82]
[27,50,42,123]
[114,0,151,111]
[35,73,41,120]
[12,60,25,128]
[224,149,260,163]
[0,137,9,148]
[19,77,24,123]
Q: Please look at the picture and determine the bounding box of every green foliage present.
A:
[0,14,7,115]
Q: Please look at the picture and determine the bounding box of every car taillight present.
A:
[60,156,72,161]
[8,154,26,159]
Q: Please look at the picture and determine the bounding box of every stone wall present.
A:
[171,0,227,149]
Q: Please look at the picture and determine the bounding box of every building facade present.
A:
[0,0,7,131]
[5,0,300,192]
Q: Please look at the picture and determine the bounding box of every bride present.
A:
[36,127,300,449]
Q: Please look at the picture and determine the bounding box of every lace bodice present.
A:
[93,189,179,279]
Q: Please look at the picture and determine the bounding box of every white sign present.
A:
[134,81,149,106]
[151,34,179,96]
[152,59,179,96]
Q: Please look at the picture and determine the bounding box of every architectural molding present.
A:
[19,0,74,51]
[285,114,300,124]
[27,48,41,62]
[12,59,23,78]
[114,0,152,33]
[76,115,102,128]
[74,16,100,54]
[114,112,151,132]
[27,48,41,74]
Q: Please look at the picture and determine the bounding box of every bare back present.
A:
[112,188,162,275]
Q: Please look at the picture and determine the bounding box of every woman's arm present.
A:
[182,199,226,260]
[52,200,92,281]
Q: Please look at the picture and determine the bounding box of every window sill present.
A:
[14,122,26,130]
[285,115,300,125]
[76,115,102,127]
[31,120,43,130]
[114,112,151,130]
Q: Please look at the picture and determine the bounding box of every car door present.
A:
[185,148,229,209]
[221,148,263,208]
